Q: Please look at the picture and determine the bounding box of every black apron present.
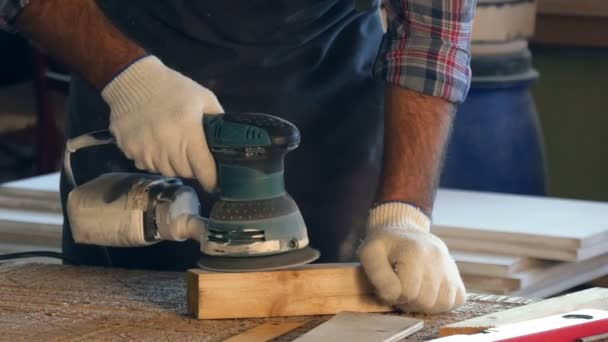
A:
[61,0,385,270]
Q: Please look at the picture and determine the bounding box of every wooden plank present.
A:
[187,263,393,319]
[224,321,306,342]
[439,287,608,336]
[532,14,608,47]
[452,251,545,277]
[537,0,608,18]
[293,312,423,342]
[432,189,608,261]
[461,253,608,297]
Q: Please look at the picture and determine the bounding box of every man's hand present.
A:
[102,56,224,191]
[361,85,464,314]
[15,1,223,190]
[358,202,466,314]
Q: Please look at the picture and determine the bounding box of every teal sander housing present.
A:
[198,113,320,271]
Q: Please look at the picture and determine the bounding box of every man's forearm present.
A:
[15,0,145,89]
[377,85,455,216]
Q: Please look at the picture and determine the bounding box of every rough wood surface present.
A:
[0,263,537,341]
[188,263,393,319]
[440,287,608,337]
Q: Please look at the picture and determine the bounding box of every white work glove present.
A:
[358,202,466,314]
[101,55,223,192]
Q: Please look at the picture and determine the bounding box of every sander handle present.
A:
[63,130,115,188]
[63,130,209,247]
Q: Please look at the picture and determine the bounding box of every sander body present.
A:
[64,113,320,272]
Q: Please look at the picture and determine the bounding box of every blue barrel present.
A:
[439,47,547,196]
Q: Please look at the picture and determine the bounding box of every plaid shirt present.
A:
[374,0,476,104]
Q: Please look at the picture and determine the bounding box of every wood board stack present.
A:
[434,189,608,297]
[1,173,607,298]
[0,173,62,254]
[533,0,608,47]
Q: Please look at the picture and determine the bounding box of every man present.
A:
[1,0,475,314]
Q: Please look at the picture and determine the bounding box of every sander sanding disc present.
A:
[197,247,320,272]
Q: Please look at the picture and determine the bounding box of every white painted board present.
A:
[4,174,608,264]
[0,172,60,201]
[433,189,608,261]
[462,252,608,298]
[452,251,545,277]
[0,208,62,247]
[294,311,423,342]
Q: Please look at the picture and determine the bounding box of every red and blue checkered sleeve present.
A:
[373,0,476,104]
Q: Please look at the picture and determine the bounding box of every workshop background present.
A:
[1,2,608,338]
[1,0,606,202]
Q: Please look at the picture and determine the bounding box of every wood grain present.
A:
[439,287,608,336]
[187,263,393,319]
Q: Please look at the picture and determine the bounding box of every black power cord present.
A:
[0,251,78,265]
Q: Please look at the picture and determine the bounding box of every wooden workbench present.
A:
[0,263,537,341]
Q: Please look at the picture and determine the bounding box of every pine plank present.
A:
[187,263,393,319]
[293,311,423,342]
[439,287,608,336]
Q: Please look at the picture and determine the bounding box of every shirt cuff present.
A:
[373,35,472,104]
